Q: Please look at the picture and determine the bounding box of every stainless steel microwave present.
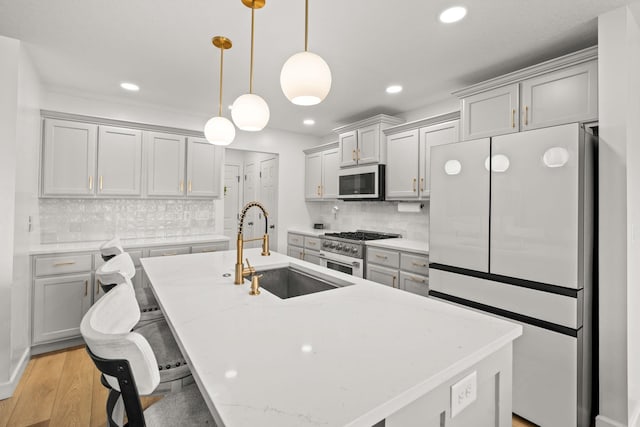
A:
[338,164,385,201]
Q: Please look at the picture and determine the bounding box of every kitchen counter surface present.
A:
[142,248,520,427]
[30,234,230,255]
[287,226,327,237]
[366,238,429,255]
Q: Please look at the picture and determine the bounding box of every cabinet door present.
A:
[287,246,304,260]
[366,264,399,288]
[33,273,92,344]
[321,148,340,199]
[398,271,429,296]
[42,119,97,196]
[146,131,186,197]
[357,124,380,165]
[461,84,519,140]
[429,138,490,272]
[386,130,420,199]
[305,152,323,200]
[339,131,358,167]
[97,126,142,196]
[420,120,459,199]
[521,61,598,131]
[187,137,220,197]
[303,250,321,265]
[490,124,580,288]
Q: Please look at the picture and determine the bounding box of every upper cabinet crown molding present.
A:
[303,140,339,155]
[383,111,461,136]
[332,114,404,134]
[452,46,597,98]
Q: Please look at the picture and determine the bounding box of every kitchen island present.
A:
[141,249,521,427]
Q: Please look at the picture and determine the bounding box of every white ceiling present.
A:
[0,0,634,136]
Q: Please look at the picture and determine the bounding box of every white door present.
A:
[386,129,419,199]
[260,157,278,251]
[490,123,580,287]
[146,131,186,197]
[429,138,490,272]
[42,119,97,196]
[187,137,220,197]
[243,161,259,247]
[419,120,459,199]
[97,126,142,196]
[224,164,241,249]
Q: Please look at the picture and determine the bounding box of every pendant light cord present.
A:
[218,47,224,117]
[249,3,255,94]
[305,0,309,52]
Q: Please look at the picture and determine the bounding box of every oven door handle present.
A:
[319,254,360,268]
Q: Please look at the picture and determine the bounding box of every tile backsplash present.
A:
[39,198,216,243]
[307,201,429,242]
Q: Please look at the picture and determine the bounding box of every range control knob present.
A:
[336,244,343,250]
[329,242,337,249]
[350,247,358,254]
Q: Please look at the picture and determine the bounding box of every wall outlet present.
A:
[450,371,477,418]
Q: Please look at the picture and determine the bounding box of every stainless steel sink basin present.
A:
[253,267,353,299]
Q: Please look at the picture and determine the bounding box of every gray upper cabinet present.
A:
[303,142,340,200]
[385,113,460,200]
[461,84,519,141]
[42,119,97,196]
[455,47,598,140]
[305,151,323,200]
[334,115,404,168]
[186,137,220,197]
[322,147,340,199]
[146,131,186,197]
[97,125,142,196]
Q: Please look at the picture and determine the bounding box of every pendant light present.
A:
[280,0,332,106]
[231,0,270,132]
[204,36,236,145]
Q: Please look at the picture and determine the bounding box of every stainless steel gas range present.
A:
[319,230,401,278]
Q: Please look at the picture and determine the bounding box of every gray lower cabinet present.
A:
[366,247,429,297]
[287,232,321,265]
[31,239,229,352]
[33,273,92,345]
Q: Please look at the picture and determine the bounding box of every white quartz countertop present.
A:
[142,249,520,427]
[365,238,429,255]
[30,234,230,255]
[287,226,327,237]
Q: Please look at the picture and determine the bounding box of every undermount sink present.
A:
[252,266,353,299]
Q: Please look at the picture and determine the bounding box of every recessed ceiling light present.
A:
[303,119,315,125]
[386,85,403,94]
[439,6,467,23]
[120,82,140,92]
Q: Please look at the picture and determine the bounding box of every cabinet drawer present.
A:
[94,249,144,270]
[399,271,429,297]
[191,242,228,253]
[400,252,429,276]
[366,264,399,288]
[287,246,304,260]
[35,254,93,277]
[367,247,400,269]
[148,246,190,257]
[287,233,304,247]
[304,237,321,251]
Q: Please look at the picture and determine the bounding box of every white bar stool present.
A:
[99,238,162,324]
[95,253,192,394]
[81,283,215,426]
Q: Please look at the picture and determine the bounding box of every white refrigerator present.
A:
[428,123,595,427]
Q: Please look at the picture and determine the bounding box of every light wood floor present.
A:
[0,347,537,427]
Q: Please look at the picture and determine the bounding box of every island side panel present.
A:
[384,343,513,427]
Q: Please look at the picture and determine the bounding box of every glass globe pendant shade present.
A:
[280,51,332,106]
[204,116,236,146]
[231,93,270,131]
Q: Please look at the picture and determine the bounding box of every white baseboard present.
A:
[0,348,30,400]
[597,414,628,427]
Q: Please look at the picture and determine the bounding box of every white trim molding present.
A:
[0,348,30,399]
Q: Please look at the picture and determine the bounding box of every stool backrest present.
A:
[96,253,136,287]
[100,237,125,260]
[80,283,160,395]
